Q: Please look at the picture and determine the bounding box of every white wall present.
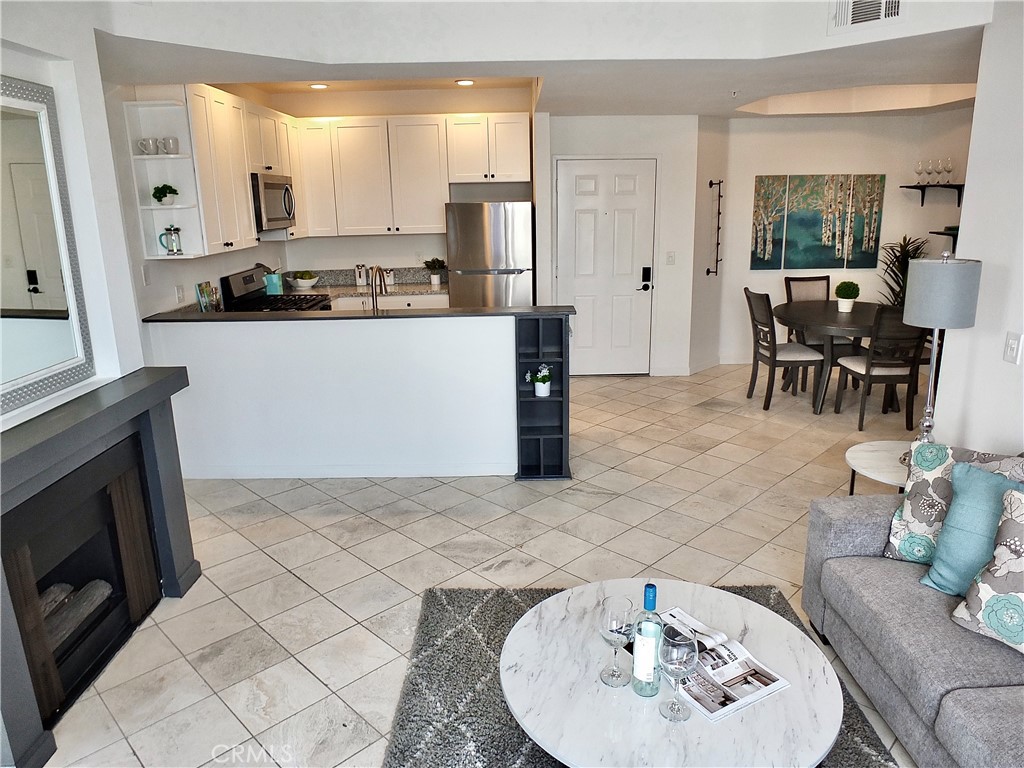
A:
[933,1,1023,454]
[547,116,700,375]
[718,108,973,364]
[283,233,447,274]
[689,117,729,373]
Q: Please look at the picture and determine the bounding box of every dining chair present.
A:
[744,288,824,411]
[783,275,856,391]
[833,305,926,431]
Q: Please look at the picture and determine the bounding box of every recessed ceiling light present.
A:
[455,79,475,87]
[309,83,328,90]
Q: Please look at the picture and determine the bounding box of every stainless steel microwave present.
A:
[251,172,296,231]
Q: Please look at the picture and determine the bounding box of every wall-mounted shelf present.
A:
[899,183,964,207]
[143,252,205,261]
[140,204,197,211]
[929,230,959,252]
[132,154,192,162]
[515,314,572,480]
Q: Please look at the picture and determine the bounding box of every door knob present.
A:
[636,283,651,292]
[27,286,42,294]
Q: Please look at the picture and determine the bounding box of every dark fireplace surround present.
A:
[1,368,197,768]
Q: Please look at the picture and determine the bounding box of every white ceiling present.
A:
[96,26,983,117]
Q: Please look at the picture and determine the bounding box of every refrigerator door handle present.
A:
[452,268,529,275]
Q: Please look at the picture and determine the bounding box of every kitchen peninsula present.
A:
[143,305,574,480]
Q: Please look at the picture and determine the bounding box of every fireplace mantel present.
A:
[1,367,196,768]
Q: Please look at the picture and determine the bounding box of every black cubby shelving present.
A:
[516,314,571,480]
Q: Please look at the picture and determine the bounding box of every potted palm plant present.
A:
[835,281,860,312]
[879,235,928,306]
[424,258,446,288]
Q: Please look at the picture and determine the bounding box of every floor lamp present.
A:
[903,253,983,443]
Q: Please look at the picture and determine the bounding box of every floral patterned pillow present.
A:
[884,442,1024,563]
[951,490,1024,653]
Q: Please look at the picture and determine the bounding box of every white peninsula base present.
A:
[145,314,517,478]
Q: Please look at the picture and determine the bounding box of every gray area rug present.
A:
[383,586,896,768]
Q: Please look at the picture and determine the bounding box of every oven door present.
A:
[251,173,296,231]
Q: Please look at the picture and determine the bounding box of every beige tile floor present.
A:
[46,366,923,768]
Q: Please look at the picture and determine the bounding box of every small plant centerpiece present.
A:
[835,280,860,313]
[424,258,447,288]
[879,235,928,306]
[152,184,179,206]
[526,364,553,397]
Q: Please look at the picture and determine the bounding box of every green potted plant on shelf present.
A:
[424,257,446,288]
[879,235,928,306]
[152,183,179,206]
[525,364,552,397]
[835,280,860,313]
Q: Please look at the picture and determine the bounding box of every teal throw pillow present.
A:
[921,463,1024,596]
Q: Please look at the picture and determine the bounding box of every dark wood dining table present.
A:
[773,300,880,414]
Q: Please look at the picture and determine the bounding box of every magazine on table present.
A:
[660,606,790,722]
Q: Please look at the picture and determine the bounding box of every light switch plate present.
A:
[666,251,676,265]
[1004,331,1022,364]
[175,284,185,304]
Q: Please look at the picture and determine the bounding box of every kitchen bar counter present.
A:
[143,304,575,322]
[143,306,574,479]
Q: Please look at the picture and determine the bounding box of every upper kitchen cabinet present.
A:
[186,84,258,254]
[332,115,449,236]
[446,113,531,183]
[297,120,338,237]
[245,103,293,175]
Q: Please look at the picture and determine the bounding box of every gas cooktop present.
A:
[231,294,331,312]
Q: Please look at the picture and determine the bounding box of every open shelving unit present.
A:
[515,314,571,480]
[124,91,206,260]
[899,183,965,207]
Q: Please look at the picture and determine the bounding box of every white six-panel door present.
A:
[556,158,657,374]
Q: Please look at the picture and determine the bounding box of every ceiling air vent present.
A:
[829,0,902,34]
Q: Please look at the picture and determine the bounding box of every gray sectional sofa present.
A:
[802,494,1024,768]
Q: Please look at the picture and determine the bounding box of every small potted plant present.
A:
[424,258,446,288]
[152,184,179,206]
[835,280,860,312]
[525,364,552,397]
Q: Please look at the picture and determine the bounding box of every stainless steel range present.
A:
[220,267,331,312]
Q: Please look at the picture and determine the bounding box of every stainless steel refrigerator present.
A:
[445,202,534,308]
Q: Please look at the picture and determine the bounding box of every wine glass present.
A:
[943,157,954,184]
[598,596,633,687]
[925,160,935,184]
[659,626,699,721]
[914,160,924,184]
[935,159,945,184]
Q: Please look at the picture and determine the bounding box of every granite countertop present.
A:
[314,283,448,299]
[143,305,575,323]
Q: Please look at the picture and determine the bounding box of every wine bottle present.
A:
[631,582,663,697]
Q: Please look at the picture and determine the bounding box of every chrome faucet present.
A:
[369,265,388,312]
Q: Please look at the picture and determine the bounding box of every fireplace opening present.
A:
[1,436,161,726]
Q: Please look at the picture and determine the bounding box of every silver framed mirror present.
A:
[1,75,94,413]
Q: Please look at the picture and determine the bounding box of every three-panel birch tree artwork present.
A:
[750,174,885,270]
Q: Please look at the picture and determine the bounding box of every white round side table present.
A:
[845,440,911,495]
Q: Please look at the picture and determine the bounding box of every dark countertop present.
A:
[143,305,576,323]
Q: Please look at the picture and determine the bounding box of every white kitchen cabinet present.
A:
[332,115,449,236]
[297,120,338,237]
[446,113,530,183]
[387,116,449,234]
[186,83,257,254]
[377,293,450,310]
[331,296,370,311]
[332,118,393,235]
[284,120,305,238]
[245,104,283,174]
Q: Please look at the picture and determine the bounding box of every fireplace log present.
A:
[39,583,73,617]
[44,580,112,652]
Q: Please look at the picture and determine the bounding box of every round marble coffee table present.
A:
[845,440,911,494]
[499,578,843,767]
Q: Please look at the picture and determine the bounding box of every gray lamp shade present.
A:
[904,258,982,329]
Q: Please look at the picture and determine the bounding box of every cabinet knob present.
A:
[265,166,273,171]
[395,227,400,232]
[483,173,488,179]
[387,227,392,232]
[490,173,495,178]
[255,236,261,243]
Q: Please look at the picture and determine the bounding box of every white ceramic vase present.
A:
[159,195,176,206]
[534,381,551,398]
[836,298,855,312]
[430,273,441,287]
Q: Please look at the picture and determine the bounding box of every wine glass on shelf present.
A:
[598,596,633,687]
[659,626,699,721]
[925,160,935,184]
[914,160,924,185]
[935,159,945,184]
[944,157,954,184]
